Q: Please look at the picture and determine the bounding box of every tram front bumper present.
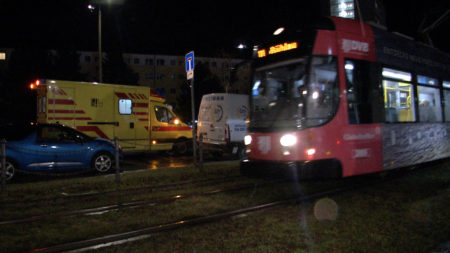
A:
[240,158,341,179]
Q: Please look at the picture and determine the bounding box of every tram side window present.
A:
[442,81,450,122]
[382,68,415,123]
[417,83,442,123]
[345,59,377,124]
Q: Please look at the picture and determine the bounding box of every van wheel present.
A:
[91,152,113,173]
[174,139,188,156]
[0,159,16,181]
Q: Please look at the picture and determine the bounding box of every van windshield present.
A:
[249,56,339,131]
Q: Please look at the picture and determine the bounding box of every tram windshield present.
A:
[250,56,339,131]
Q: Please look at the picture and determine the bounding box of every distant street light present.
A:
[88,4,102,83]
[237,43,246,49]
[273,27,285,36]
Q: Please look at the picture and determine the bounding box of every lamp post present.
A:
[88,4,102,83]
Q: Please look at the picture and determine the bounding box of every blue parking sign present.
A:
[185,51,194,72]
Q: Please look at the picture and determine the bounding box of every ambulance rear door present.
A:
[47,86,77,127]
[114,90,137,150]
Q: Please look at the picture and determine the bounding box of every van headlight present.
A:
[244,135,252,145]
[280,134,297,147]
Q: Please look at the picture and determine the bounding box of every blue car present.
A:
[0,123,123,180]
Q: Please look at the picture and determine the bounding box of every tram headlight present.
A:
[244,135,252,145]
[280,134,297,147]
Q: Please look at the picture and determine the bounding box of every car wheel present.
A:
[0,159,16,181]
[91,152,113,173]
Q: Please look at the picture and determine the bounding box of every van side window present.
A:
[154,106,173,123]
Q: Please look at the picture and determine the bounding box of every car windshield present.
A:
[249,56,339,131]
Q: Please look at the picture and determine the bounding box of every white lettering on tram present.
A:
[342,39,369,54]
[343,133,375,141]
[257,136,271,154]
[353,148,370,159]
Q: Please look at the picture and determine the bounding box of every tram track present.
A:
[0,175,243,207]
[0,179,285,226]
[3,159,446,252]
[30,182,362,253]
[28,160,448,252]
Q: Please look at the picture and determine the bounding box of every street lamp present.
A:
[88,4,102,83]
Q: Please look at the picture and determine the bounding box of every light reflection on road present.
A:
[122,153,234,171]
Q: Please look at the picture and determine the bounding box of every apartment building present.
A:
[78,51,252,106]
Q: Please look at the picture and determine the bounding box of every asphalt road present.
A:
[122,151,237,171]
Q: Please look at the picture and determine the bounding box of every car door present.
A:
[27,125,62,170]
[51,125,88,170]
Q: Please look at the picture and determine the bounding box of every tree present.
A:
[101,6,139,85]
[0,42,85,124]
[175,62,224,122]
[51,48,85,81]
[1,43,53,124]
[102,49,139,85]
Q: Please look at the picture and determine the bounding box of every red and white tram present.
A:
[240,17,450,178]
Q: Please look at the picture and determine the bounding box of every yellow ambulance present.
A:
[33,79,192,154]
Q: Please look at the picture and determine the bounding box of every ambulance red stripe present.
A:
[114,92,129,99]
[49,117,92,120]
[48,109,85,114]
[152,126,191,131]
[76,126,109,139]
[48,99,76,105]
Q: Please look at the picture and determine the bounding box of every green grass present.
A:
[0,160,448,252]
[1,160,240,202]
[98,161,450,253]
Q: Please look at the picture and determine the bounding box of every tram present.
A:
[240,17,450,178]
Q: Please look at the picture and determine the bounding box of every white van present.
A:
[197,93,249,158]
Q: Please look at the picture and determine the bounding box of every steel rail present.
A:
[0,175,243,206]
[29,159,449,253]
[31,183,358,253]
[0,180,284,226]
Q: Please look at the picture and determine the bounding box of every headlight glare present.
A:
[244,135,252,145]
[280,134,297,147]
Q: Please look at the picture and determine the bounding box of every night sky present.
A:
[1,0,449,56]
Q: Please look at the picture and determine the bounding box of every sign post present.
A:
[185,51,199,170]
[1,139,6,192]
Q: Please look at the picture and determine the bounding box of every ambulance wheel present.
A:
[174,139,188,156]
[91,152,113,173]
[1,159,16,181]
